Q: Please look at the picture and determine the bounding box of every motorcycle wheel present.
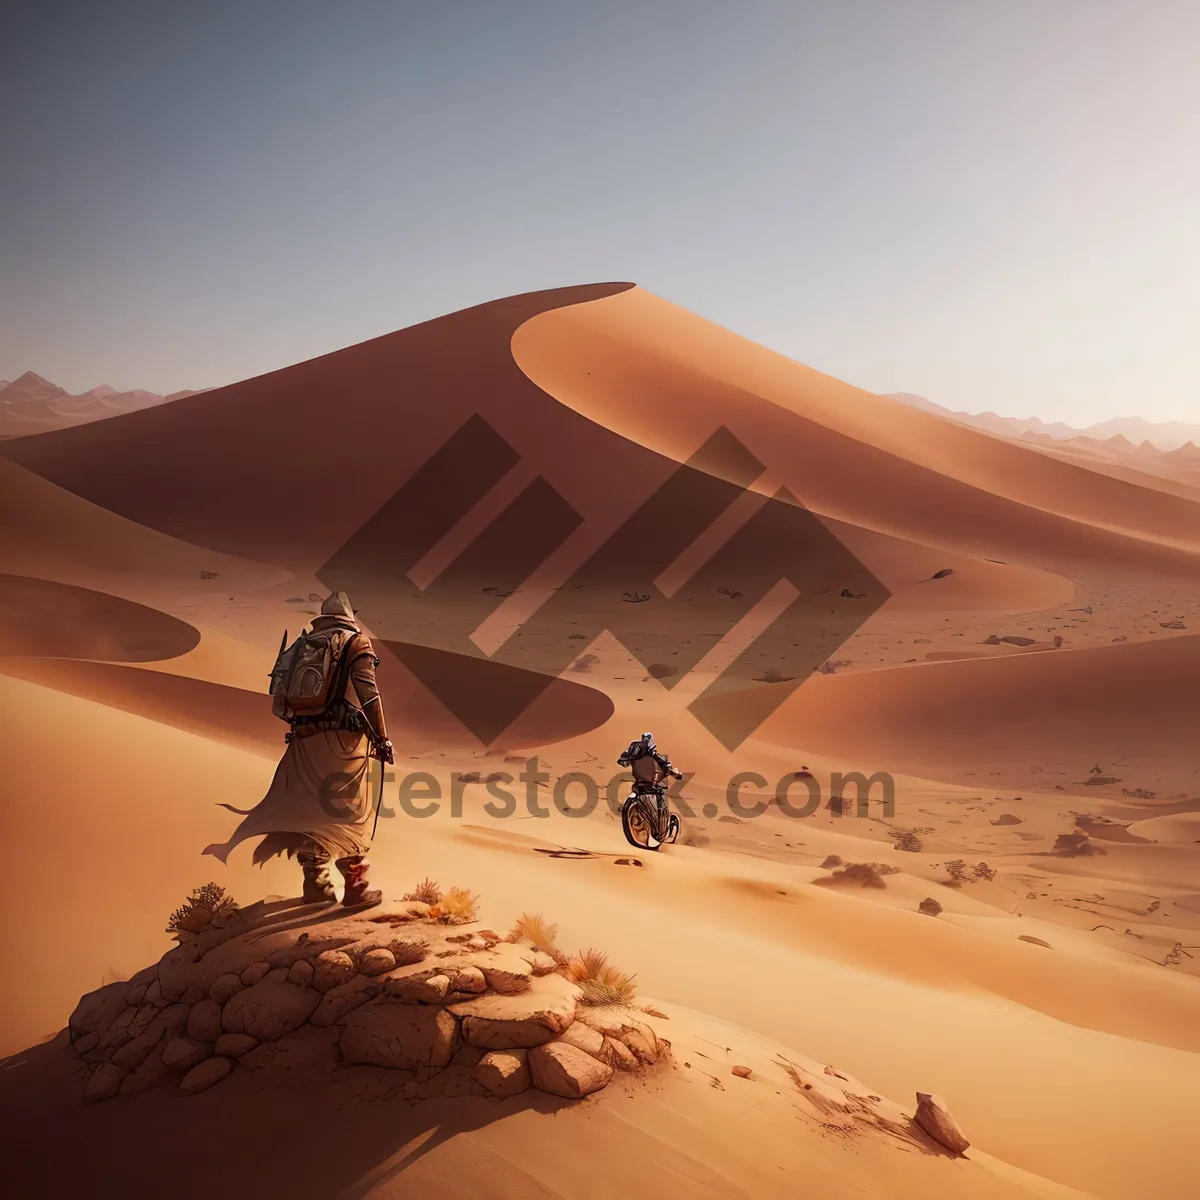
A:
[621,795,657,851]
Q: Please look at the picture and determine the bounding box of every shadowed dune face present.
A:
[752,634,1200,781]
[0,573,200,662]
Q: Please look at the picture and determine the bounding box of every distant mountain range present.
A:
[889,392,1200,452]
[0,371,200,439]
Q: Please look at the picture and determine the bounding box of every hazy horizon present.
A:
[4,2,1198,428]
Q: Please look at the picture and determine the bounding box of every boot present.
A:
[337,855,382,908]
[298,849,336,904]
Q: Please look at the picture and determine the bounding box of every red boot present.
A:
[337,855,382,908]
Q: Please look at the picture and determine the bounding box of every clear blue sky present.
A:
[4,1,1198,426]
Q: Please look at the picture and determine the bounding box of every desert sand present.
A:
[1,283,1197,1199]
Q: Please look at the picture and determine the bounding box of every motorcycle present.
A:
[620,782,680,851]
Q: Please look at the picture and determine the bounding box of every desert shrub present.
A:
[820,854,843,869]
[890,829,923,853]
[432,886,478,925]
[507,912,558,951]
[564,947,638,1006]
[818,861,901,889]
[972,862,997,881]
[919,897,943,916]
[944,859,970,885]
[167,882,238,935]
[403,877,443,905]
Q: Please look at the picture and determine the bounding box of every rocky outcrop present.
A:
[915,1091,970,1154]
[69,896,668,1109]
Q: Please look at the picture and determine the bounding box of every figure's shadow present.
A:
[5,1029,575,1200]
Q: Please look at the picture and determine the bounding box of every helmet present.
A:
[641,731,654,746]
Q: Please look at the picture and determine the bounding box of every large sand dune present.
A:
[2,283,1198,1199]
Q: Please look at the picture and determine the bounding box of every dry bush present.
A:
[403,877,443,905]
[564,947,638,1007]
[508,912,558,951]
[817,862,901,889]
[944,859,970,885]
[166,882,238,935]
[972,862,997,881]
[436,887,479,925]
[889,829,924,853]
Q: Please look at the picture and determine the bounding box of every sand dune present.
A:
[2,282,1199,1200]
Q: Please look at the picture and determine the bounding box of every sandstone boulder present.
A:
[915,1092,970,1154]
[162,1037,210,1070]
[222,980,321,1041]
[359,948,396,976]
[187,998,223,1043]
[287,960,315,987]
[451,973,578,1050]
[214,1033,259,1058]
[313,950,357,992]
[451,965,486,994]
[157,941,199,1001]
[556,1021,605,1058]
[209,973,243,1004]
[179,1056,234,1095]
[84,1061,128,1102]
[339,1002,459,1070]
[240,962,270,986]
[528,1042,612,1099]
[474,1049,531,1099]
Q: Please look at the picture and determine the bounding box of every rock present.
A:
[915,1092,970,1154]
[451,965,486,994]
[84,1062,128,1102]
[72,1030,100,1055]
[214,1033,259,1058]
[264,967,290,983]
[69,981,129,1045]
[1018,935,1052,948]
[222,980,321,1041]
[339,1002,460,1070]
[143,978,166,1007]
[602,1036,638,1070]
[112,1029,165,1070]
[209,973,243,1005]
[157,941,199,1001]
[359,948,396,976]
[474,1049,531,1098]
[527,951,558,976]
[241,962,270,986]
[384,974,451,1004]
[732,1065,753,1079]
[528,1042,612,1099]
[119,1044,174,1095]
[556,1021,605,1058]
[287,960,315,987]
[179,1056,234,1096]
[991,814,1022,826]
[481,960,532,995]
[123,982,147,1007]
[162,1036,210,1070]
[310,982,380,1027]
[620,1025,661,1065]
[180,984,207,1004]
[575,1008,664,1064]
[187,998,223,1043]
[452,975,580,1049]
[820,855,843,869]
[313,950,357,992]
[919,897,944,916]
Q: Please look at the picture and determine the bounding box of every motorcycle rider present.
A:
[617,732,682,842]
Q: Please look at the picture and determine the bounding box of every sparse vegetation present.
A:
[508,911,559,951]
[944,859,996,885]
[563,947,638,1007]
[818,861,901,889]
[403,877,443,905]
[430,886,478,925]
[817,658,852,675]
[166,882,238,936]
[889,828,925,853]
[820,854,843,869]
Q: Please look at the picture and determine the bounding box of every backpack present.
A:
[268,626,357,722]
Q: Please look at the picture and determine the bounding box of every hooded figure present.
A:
[204,591,393,906]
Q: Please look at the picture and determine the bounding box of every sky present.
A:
[3,1,1198,426]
